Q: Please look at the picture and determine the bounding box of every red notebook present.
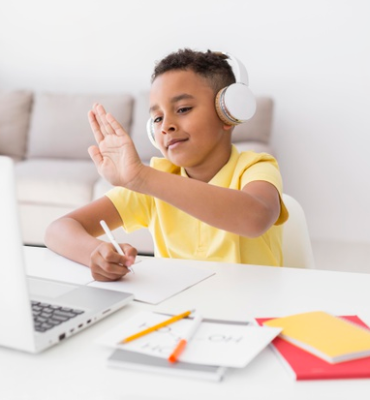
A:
[256,316,370,380]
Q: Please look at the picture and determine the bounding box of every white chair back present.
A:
[282,194,315,269]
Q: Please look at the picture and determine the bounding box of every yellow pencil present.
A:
[119,309,194,344]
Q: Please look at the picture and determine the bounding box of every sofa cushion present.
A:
[0,91,33,159]
[15,159,100,207]
[232,97,274,144]
[92,177,114,201]
[27,93,134,160]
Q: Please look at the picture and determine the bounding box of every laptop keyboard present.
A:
[31,300,85,332]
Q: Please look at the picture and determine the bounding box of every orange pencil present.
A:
[168,313,203,363]
[119,310,194,344]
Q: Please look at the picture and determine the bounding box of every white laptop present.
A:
[0,156,134,353]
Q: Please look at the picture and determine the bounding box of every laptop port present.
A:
[59,333,66,341]
[78,324,83,328]
[87,319,91,324]
[102,309,111,315]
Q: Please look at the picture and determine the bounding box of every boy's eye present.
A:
[153,116,162,123]
[178,107,191,114]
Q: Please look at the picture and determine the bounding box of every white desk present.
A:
[1,247,370,400]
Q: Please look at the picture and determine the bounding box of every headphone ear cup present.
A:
[146,118,159,149]
[215,83,256,125]
[215,89,236,126]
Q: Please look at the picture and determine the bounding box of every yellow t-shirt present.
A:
[106,145,289,266]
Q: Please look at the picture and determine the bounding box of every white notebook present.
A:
[107,348,227,382]
[25,247,215,305]
[88,256,214,304]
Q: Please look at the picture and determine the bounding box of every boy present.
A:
[45,49,288,281]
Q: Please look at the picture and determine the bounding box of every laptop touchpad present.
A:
[27,277,77,299]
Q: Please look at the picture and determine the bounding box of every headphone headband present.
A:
[214,51,249,85]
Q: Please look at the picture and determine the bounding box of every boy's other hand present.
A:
[89,241,137,281]
[87,103,145,188]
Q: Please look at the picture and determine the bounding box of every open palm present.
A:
[88,103,144,188]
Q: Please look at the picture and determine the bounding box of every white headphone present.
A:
[147,51,256,148]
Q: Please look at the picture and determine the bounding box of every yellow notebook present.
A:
[263,311,370,363]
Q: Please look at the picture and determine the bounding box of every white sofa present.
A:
[0,90,274,254]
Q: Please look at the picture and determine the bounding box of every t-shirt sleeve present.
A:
[240,155,289,225]
[104,157,179,232]
[105,187,154,232]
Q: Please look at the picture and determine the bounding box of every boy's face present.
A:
[149,70,232,180]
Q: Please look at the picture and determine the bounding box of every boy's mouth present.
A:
[166,138,188,149]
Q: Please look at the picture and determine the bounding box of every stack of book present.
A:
[100,310,281,382]
[256,311,370,380]
[107,349,227,381]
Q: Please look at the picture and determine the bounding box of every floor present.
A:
[311,240,370,274]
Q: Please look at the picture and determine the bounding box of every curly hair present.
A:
[151,49,235,95]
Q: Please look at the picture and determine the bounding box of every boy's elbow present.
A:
[44,220,57,249]
[245,220,271,238]
[44,218,65,249]
[243,206,279,238]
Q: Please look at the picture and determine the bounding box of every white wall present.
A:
[1,0,369,243]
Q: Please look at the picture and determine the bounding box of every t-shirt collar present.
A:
[180,145,239,185]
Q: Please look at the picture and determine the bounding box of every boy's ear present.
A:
[222,123,234,131]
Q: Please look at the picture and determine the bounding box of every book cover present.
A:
[107,348,227,382]
[256,316,370,380]
[263,311,370,363]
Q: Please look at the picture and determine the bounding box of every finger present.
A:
[92,255,130,280]
[97,104,115,135]
[93,103,109,136]
[91,270,124,282]
[103,246,133,268]
[91,263,127,281]
[88,110,104,144]
[102,262,130,278]
[99,244,133,270]
[121,244,138,265]
[106,113,127,137]
[88,145,104,168]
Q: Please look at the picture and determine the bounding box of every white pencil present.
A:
[100,220,134,273]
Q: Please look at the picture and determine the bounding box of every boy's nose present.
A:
[161,120,176,134]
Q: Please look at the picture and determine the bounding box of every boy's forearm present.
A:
[135,167,276,237]
[44,218,101,267]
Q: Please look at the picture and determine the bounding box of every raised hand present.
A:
[87,103,144,188]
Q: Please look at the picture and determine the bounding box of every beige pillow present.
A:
[27,93,134,160]
[0,91,33,159]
